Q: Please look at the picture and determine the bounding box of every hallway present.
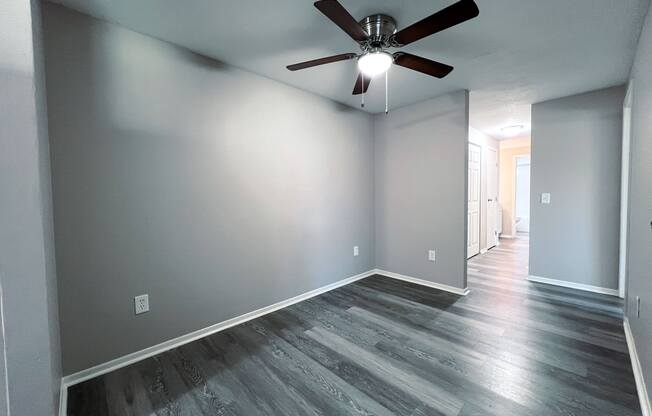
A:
[468,235,624,318]
[465,235,638,413]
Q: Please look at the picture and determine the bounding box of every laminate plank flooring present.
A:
[67,236,641,415]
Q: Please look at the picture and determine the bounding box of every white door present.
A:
[467,143,481,258]
[487,147,498,248]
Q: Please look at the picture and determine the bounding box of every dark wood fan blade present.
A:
[392,0,479,46]
[393,53,454,78]
[352,72,372,95]
[314,0,369,42]
[287,53,357,71]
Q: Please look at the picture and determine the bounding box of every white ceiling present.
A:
[49,0,649,138]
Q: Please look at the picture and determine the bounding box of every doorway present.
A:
[514,155,531,233]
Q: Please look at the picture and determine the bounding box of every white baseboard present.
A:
[624,317,652,416]
[59,267,469,415]
[499,234,515,239]
[480,248,488,254]
[375,269,470,296]
[58,268,376,415]
[527,275,619,296]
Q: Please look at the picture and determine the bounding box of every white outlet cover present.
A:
[541,193,551,204]
[428,250,436,262]
[353,246,359,257]
[135,294,149,315]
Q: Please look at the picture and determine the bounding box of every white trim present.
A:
[499,234,515,239]
[480,248,488,254]
[619,80,634,299]
[375,269,470,296]
[624,317,651,416]
[58,379,67,416]
[0,287,10,416]
[58,268,469,415]
[58,269,377,415]
[527,275,619,296]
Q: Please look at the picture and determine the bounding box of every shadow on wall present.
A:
[44,3,375,375]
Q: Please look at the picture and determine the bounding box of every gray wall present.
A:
[626,1,652,399]
[374,91,469,290]
[530,86,625,290]
[43,4,375,375]
[0,0,61,414]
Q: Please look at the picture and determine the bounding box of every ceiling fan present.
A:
[287,0,479,108]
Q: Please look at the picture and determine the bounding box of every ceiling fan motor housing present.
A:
[359,14,397,50]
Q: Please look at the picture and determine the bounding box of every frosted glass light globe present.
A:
[358,52,392,77]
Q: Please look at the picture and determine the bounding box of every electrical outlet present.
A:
[428,250,436,262]
[135,294,149,315]
[541,193,551,204]
[353,246,359,257]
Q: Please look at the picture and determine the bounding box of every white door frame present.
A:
[619,81,633,299]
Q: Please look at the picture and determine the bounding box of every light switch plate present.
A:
[353,246,359,257]
[135,294,149,315]
[541,193,551,204]
[428,250,436,262]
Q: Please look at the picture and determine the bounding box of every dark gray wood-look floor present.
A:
[67,236,641,415]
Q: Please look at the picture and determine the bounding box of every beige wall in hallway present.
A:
[499,137,531,237]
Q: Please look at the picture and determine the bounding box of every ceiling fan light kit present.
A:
[358,51,393,77]
[287,0,480,112]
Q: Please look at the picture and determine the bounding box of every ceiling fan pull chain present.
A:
[385,70,389,114]
[361,76,365,108]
